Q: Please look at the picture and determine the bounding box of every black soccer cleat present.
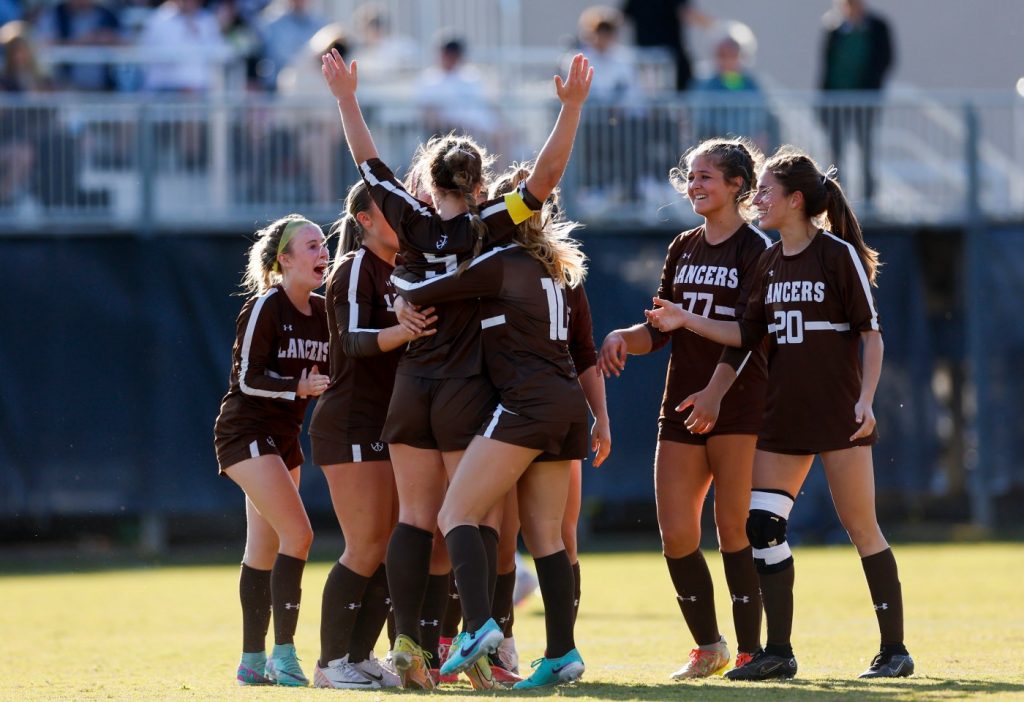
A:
[723,649,797,681]
[858,651,914,678]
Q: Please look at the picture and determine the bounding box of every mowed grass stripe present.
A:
[3,543,1023,700]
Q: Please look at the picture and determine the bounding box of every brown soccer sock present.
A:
[441,573,462,638]
[759,564,795,655]
[445,525,492,632]
[665,549,720,646]
[861,548,905,646]
[386,523,433,643]
[534,550,576,658]
[420,573,451,662]
[318,561,369,666]
[349,563,391,661]
[722,546,763,654]
[271,553,306,646]
[572,560,582,625]
[239,563,272,653]
[492,569,516,636]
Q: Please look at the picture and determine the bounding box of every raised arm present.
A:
[524,53,594,203]
[321,49,379,165]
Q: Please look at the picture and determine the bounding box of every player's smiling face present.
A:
[753,170,785,229]
[280,224,329,289]
[687,155,740,219]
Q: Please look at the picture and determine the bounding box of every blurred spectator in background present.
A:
[692,30,777,151]
[349,2,417,81]
[257,0,324,91]
[217,0,263,91]
[621,0,711,92]
[416,33,500,146]
[819,0,894,207]
[572,5,639,105]
[1,20,105,209]
[1,21,50,209]
[0,0,21,26]
[35,0,122,91]
[139,0,229,92]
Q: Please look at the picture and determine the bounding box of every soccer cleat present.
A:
[724,649,797,681]
[670,636,731,679]
[734,651,758,669]
[313,657,380,689]
[436,636,459,683]
[390,634,435,690]
[265,643,309,686]
[464,655,500,690]
[513,553,539,605]
[495,635,520,674]
[859,651,915,678]
[236,652,272,686]
[512,648,585,689]
[351,652,402,688]
[488,655,524,685]
[439,619,505,676]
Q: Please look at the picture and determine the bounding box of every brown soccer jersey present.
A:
[645,224,771,436]
[738,230,881,454]
[360,157,541,379]
[566,283,597,376]
[309,246,402,445]
[396,245,589,424]
[214,286,329,439]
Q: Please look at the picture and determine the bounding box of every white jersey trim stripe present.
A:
[391,243,520,292]
[750,224,773,248]
[804,321,851,332]
[714,305,736,317]
[346,248,383,334]
[359,161,431,218]
[750,490,794,519]
[821,230,879,331]
[480,201,509,219]
[249,440,260,459]
[481,315,506,329]
[352,444,362,463]
[239,288,296,401]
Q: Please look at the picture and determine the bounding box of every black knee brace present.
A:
[747,490,795,574]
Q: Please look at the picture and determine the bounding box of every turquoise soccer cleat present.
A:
[439,618,504,676]
[513,648,585,689]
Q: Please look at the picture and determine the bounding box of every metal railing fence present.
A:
[2,90,1022,234]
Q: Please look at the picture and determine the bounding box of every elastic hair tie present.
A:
[821,164,839,185]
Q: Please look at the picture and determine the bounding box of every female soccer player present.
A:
[321,48,592,690]
[308,181,436,689]
[646,146,913,681]
[213,214,331,687]
[491,276,612,679]
[598,138,770,678]
[393,162,594,689]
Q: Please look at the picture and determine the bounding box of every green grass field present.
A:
[3,543,1023,701]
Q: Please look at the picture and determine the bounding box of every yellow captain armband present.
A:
[504,191,536,225]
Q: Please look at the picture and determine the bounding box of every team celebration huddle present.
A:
[211,48,914,691]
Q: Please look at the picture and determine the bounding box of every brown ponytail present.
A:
[763,146,880,285]
[330,181,374,271]
[426,135,492,275]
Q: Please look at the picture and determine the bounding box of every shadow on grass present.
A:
[391,677,1024,700]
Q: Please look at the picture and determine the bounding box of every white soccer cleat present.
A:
[351,652,401,688]
[670,636,731,680]
[495,635,520,674]
[313,656,381,689]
